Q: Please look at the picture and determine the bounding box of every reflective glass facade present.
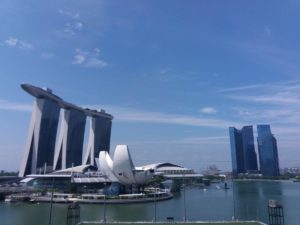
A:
[54,109,87,170]
[229,127,244,176]
[229,126,258,176]
[93,117,112,159]
[241,126,258,171]
[65,110,86,168]
[83,116,112,166]
[36,99,60,171]
[19,98,60,177]
[257,125,280,176]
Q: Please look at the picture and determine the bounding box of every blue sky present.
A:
[1,0,300,172]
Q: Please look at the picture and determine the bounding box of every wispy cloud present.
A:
[73,48,108,68]
[0,100,31,112]
[58,9,80,19]
[237,41,300,75]
[122,136,228,146]
[231,94,300,105]
[168,136,228,145]
[221,80,300,130]
[4,37,33,50]
[232,106,300,126]
[64,22,83,35]
[216,84,271,93]
[220,80,300,105]
[86,105,241,128]
[58,9,83,35]
[200,107,217,114]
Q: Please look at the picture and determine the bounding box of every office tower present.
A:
[229,127,244,176]
[83,116,112,166]
[53,108,86,170]
[19,97,60,177]
[241,126,258,171]
[257,125,280,176]
[229,126,258,176]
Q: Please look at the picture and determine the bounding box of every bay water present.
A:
[1,181,300,225]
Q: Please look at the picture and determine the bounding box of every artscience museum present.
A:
[99,145,154,185]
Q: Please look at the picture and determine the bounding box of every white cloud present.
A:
[72,48,108,68]
[74,22,83,30]
[73,49,87,64]
[0,100,31,112]
[4,37,33,50]
[85,58,108,68]
[58,9,83,35]
[58,9,80,19]
[5,37,18,47]
[200,107,217,114]
[64,22,84,35]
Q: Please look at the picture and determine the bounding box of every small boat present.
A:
[4,196,16,203]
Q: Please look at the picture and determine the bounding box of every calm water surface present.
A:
[1,181,300,225]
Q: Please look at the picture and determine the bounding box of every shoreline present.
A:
[232,178,295,182]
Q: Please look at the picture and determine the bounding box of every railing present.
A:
[77,220,267,225]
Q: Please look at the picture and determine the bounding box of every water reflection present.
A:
[233,181,283,223]
[2,181,300,225]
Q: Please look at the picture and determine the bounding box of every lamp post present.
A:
[103,182,107,223]
[232,180,236,221]
[183,183,186,222]
[154,184,157,222]
[48,177,54,225]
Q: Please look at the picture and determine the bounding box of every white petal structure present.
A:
[113,145,136,185]
[99,145,154,185]
[99,151,118,182]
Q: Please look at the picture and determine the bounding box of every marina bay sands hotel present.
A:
[19,84,113,177]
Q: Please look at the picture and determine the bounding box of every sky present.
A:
[1,0,300,172]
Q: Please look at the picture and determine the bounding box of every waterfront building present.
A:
[53,108,86,170]
[99,145,202,186]
[19,84,113,177]
[19,90,60,177]
[99,145,154,185]
[257,125,280,176]
[229,126,258,176]
[83,116,112,166]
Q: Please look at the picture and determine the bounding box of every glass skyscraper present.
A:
[229,126,258,176]
[257,125,280,176]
